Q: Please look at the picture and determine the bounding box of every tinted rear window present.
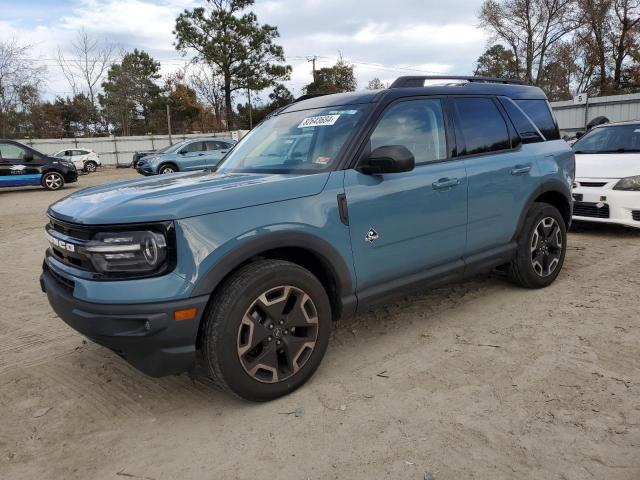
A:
[514,99,559,140]
[452,97,511,156]
[498,97,544,144]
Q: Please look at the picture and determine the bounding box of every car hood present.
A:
[575,153,640,179]
[49,170,330,225]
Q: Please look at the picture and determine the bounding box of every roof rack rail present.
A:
[389,76,524,88]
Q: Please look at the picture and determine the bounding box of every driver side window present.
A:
[182,142,203,153]
[370,99,447,165]
[0,143,27,161]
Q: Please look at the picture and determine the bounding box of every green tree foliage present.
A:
[303,58,357,94]
[235,83,294,130]
[473,45,520,79]
[55,94,100,137]
[99,49,161,136]
[174,0,291,128]
[268,83,294,108]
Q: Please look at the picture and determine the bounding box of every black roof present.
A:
[281,76,547,114]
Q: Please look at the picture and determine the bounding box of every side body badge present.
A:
[365,228,379,243]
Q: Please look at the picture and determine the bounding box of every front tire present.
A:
[42,171,65,191]
[158,164,177,174]
[84,161,97,173]
[202,260,331,402]
[508,202,567,288]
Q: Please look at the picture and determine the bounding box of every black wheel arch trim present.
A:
[190,231,357,319]
[512,179,572,241]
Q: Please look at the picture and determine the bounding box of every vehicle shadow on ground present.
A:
[570,220,640,237]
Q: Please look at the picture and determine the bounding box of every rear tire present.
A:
[42,171,65,191]
[201,259,331,402]
[84,161,97,173]
[508,202,567,288]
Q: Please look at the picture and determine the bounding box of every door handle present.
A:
[432,177,461,190]
[511,164,531,175]
[198,153,205,156]
[220,150,228,154]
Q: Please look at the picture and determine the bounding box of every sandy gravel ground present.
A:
[0,168,639,480]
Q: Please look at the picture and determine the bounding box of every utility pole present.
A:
[166,102,173,145]
[247,86,253,129]
[307,56,318,83]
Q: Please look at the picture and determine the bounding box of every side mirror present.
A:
[358,145,415,175]
[179,149,187,155]
[23,151,34,161]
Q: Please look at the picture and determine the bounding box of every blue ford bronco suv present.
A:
[41,76,574,401]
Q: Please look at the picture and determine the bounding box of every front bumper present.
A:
[40,268,209,377]
[573,179,640,228]
[136,164,155,176]
[64,169,78,183]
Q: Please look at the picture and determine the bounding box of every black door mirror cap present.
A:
[358,145,415,175]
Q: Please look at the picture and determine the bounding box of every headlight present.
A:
[85,230,168,273]
[613,175,640,191]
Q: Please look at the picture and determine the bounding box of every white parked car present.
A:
[572,121,640,228]
[53,149,101,173]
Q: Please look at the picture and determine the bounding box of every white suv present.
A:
[572,121,640,228]
[53,149,102,173]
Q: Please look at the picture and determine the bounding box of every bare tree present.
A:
[189,64,225,128]
[0,39,45,137]
[611,0,640,88]
[366,77,389,90]
[479,0,580,84]
[57,29,114,108]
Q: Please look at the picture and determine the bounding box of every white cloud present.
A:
[0,0,489,101]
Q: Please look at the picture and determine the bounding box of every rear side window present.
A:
[370,98,447,165]
[514,99,560,140]
[498,97,544,144]
[451,97,511,156]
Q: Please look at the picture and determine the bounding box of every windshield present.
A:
[217,105,370,173]
[573,125,640,153]
[158,142,187,154]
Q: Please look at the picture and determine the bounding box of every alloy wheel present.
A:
[45,173,63,190]
[160,166,174,174]
[85,162,97,173]
[237,285,319,383]
[530,216,563,277]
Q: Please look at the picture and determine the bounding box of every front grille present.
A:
[632,211,640,222]
[578,181,607,188]
[47,217,95,271]
[49,217,94,240]
[574,201,610,218]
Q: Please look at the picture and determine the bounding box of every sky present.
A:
[0,0,490,103]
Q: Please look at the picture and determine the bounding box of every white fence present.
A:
[551,93,640,135]
[21,131,249,166]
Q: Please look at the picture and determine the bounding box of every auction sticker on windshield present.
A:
[298,115,340,128]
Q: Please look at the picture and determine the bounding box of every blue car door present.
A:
[203,140,231,168]
[449,96,542,255]
[178,141,206,170]
[344,98,468,297]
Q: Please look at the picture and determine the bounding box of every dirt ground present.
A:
[0,168,639,480]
